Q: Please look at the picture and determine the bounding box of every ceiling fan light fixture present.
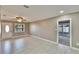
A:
[16,16,23,19]
[17,19,22,22]
[16,16,23,22]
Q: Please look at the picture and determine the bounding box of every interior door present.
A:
[57,19,71,46]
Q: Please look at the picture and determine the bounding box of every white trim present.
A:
[71,47,79,51]
[31,35,79,51]
[31,35,57,45]
[70,18,72,47]
[57,18,72,47]
[57,19,59,44]
[1,34,30,41]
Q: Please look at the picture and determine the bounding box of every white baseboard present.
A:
[71,47,79,51]
[31,35,79,51]
[1,34,30,41]
[31,35,57,45]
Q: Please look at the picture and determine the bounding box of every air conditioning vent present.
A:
[23,5,29,8]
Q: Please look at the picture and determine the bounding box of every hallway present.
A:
[0,36,79,54]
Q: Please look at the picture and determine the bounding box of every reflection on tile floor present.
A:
[0,36,79,54]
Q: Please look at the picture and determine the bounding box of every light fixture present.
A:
[16,16,23,22]
[60,10,64,14]
[17,19,22,22]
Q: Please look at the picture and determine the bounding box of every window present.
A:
[5,25,10,33]
[15,23,25,32]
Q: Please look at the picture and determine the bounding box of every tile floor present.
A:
[0,36,79,54]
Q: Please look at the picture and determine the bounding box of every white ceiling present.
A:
[1,5,79,22]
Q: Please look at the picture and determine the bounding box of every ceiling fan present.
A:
[13,5,29,22]
[9,16,27,22]
[16,16,27,22]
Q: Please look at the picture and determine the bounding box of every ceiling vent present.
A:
[23,5,29,8]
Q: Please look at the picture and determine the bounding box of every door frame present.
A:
[57,18,72,47]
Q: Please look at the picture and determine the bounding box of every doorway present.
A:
[57,19,72,47]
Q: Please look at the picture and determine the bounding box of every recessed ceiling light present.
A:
[60,10,64,14]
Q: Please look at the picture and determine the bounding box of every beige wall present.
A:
[25,23,30,34]
[1,22,29,40]
[0,22,1,40]
[2,22,13,39]
[30,17,57,42]
[30,12,79,49]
